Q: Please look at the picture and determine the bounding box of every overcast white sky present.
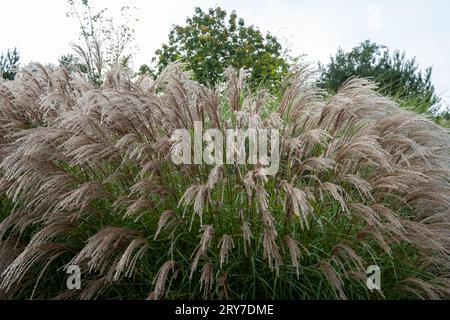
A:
[1,0,449,106]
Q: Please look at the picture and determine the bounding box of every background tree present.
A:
[149,7,292,92]
[65,0,137,85]
[319,40,438,111]
[0,48,20,80]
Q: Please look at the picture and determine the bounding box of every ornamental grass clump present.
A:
[0,63,449,299]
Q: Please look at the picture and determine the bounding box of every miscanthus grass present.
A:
[0,63,449,299]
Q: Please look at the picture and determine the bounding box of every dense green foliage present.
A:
[147,7,291,92]
[319,40,438,110]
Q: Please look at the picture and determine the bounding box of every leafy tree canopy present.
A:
[148,7,293,92]
[319,40,438,109]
